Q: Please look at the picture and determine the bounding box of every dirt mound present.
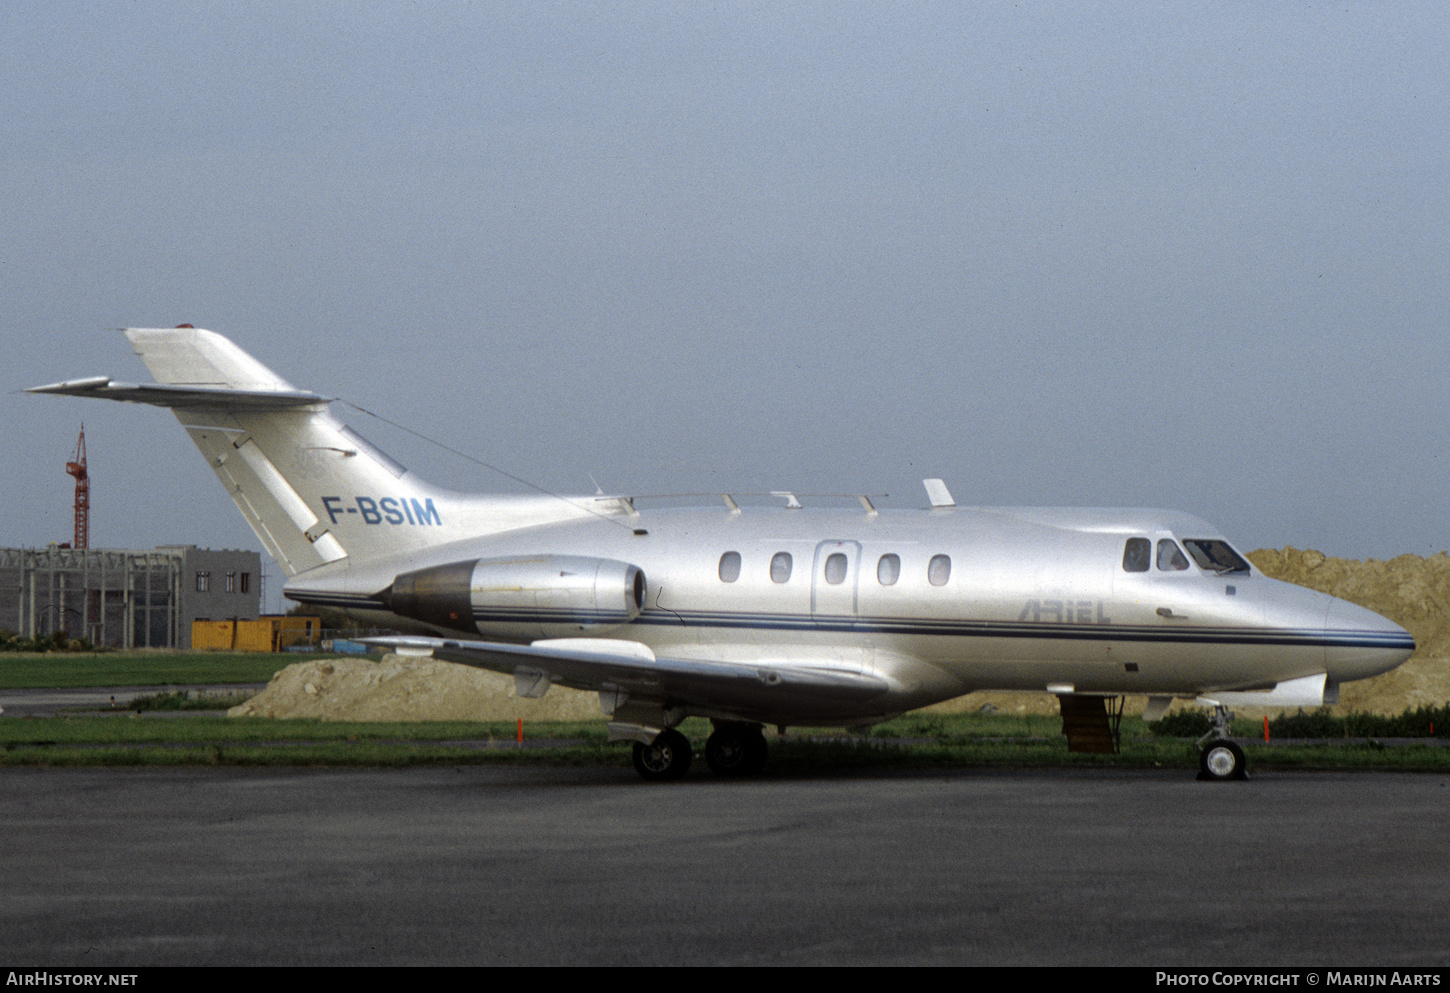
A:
[228,654,601,722]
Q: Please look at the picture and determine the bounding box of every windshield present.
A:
[1182,539,1251,575]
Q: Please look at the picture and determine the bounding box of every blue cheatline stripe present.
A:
[283,592,1411,652]
[634,610,1410,649]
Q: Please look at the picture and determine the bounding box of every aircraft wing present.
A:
[363,635,891,720]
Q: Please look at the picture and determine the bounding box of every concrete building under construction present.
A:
[0,545,262,649]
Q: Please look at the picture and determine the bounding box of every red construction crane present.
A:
[66,425,89,549]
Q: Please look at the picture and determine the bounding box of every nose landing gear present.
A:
[1196,703,1248,781]
[1198,738,1247,780]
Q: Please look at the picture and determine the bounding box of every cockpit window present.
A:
[1122,537,1150,572]
[1156,539,1189,571]
[1183,539,1251,575]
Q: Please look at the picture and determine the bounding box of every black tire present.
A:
[632,729,692,781]
[705,725,769,776]
[1197,739,1247,781]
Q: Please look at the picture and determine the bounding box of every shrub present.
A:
[1148,710,1211,737]
[1271,705,1450,739]
[1269,708,1345,738]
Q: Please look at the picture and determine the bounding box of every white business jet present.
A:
[31,328,1415,781]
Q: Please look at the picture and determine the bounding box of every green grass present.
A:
[0,715,611,746]
[0,651,373,688]
[862,709,1060,740]
[3,711,1447,772]
[0,741,623,768]
[860,710,1267,743]
[128,690,264,711]
[3,655,1446,772]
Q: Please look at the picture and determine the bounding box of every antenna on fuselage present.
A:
[923,478,955,508]
[338,399,638,533]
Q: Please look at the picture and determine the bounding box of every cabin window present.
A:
[1157,539,1189,571]
[1122,537,1150,572]
[719,551,742,583]
[877,554,900,586]
[928,554,951,587]
[770,552,793,584]
[1183,539,1251,575]
[824,553,848,585]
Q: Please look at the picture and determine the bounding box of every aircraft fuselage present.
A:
[285,500,1411,727]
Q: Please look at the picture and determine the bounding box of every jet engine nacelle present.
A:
[382,555,647,639]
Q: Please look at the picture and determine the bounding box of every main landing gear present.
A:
[1196,703,1248,781]
[630,722,770,781]
[632,728,692,781]
[704,722,769,776]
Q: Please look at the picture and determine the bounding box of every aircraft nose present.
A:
[1323,597,1416,682]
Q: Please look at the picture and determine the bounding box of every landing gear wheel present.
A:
[705,724,769,776]
[1197,739,1247,781]
[632,729,692,781]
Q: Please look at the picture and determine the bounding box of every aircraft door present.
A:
[812,540,862,623]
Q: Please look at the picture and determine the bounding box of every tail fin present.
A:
[30,328,614,576]
[127,326,300,392]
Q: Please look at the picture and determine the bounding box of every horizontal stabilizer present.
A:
[28,378,330,410]
[29,327,623,579]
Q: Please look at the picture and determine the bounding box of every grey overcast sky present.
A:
[4,2,1447,591]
